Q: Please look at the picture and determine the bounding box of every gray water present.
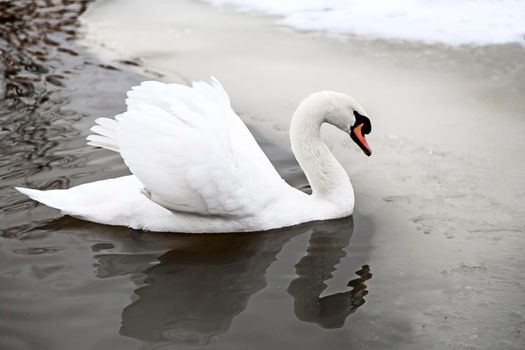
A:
[1,1,524,349]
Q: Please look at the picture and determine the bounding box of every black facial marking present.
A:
[350,111,372,156]
[352,111,371,134]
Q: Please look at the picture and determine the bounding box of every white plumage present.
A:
[17,78,371,233]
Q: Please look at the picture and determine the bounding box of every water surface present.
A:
[1,1,524,349]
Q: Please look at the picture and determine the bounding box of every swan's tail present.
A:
[15,187,73,213]
[15,176,145,225]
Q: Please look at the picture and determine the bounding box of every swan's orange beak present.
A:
[351,123,372,156]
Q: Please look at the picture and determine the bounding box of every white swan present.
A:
[16,78,372,233]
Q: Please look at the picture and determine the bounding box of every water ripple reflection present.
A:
[0,0,135,237]
[87,217,370,345]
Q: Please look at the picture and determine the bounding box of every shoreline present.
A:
[202,0,525,46]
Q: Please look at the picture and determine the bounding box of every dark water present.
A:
[0,2,377,349]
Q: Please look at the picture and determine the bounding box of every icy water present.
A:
[1,1,524,349]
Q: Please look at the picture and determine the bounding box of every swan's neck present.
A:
[290,92,355,209]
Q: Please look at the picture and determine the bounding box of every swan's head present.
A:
[291,91,373,156]
[322,91,372,156]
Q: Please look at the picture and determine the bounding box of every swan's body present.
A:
[17,79,372,233]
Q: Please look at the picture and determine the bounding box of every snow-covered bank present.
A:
[206,0,525,45]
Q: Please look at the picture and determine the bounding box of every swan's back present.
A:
[87,78,289,218]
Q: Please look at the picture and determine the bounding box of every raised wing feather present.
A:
[91,78,287,217]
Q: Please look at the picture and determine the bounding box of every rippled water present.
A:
[0,2,376,349]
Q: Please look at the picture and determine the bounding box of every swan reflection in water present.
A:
[87,216,371,344]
